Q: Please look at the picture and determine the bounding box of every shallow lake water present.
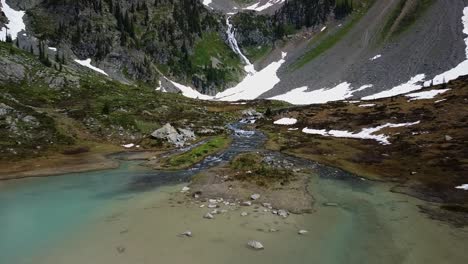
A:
[1,124,467,263]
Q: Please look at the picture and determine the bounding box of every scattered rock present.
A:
[278,209,289,218]
[181,186,190,192]
[445,135,453,141]
[269,228,278,232]
[247,240,264,250]
[242,201,252,206]
[199,204,205,208]
[208,203,218,208]
[204,213,214,219]
[211,209,219,215]
[250,193,261,200]
[298,230,308,235]
[180,231,192,237]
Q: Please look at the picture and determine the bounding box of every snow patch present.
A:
[370,54,382,61]
[244,0,285,12]
[455,184,468,190]
[169,79,213,100]
[74,58,109,76]
[270,82,353,105]
[359,104,375,107]
[122,143,134,148]
[362,74,426,100]
[321,26,327,32]
[0,0,26,41]
[405,89,450,101]
[273,118,297,125]
[302,121,420,145]
[48,47,57,51]
[202,0,212,6]
[214,52,287,101]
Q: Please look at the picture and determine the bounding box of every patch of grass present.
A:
[165,135,232,169]
[230,152,294,186]
[290,0,374,71]
[380,0,434,40]
[191,32,242,70]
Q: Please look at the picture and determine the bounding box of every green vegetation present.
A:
[290,0,374,71]
[244,45,272,62]
[381,0,434,40]
[164,135,232,169]
[230,152,294,186]
[190,32,243,87]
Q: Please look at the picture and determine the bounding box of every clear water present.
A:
[0,161,182,264]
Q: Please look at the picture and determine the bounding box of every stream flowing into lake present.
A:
[0,123,467,264]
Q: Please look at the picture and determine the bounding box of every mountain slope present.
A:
[260,0,468,102]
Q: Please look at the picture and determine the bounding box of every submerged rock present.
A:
[250,193,261,200]
[116,246,126,253]
[180,231,192,237]
[247,240,264,250]
[204,213,214,219]
[278,209,289,218]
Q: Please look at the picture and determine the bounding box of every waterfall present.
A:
[226,16,256,75]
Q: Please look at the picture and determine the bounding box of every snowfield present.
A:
[74,59,109,76]
[273,118,297,125]
[302,121,420,145]
[0,0,25,41]
[214,52,287,101]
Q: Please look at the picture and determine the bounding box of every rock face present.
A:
[151,123,196,147]
[0,58,26,84]
[247,240,264,250]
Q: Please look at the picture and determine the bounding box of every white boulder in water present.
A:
[247,240,264,250]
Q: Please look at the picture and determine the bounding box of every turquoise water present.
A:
[0,161,170,264]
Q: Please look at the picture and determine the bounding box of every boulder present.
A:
[151,123,196,147]
[247,240,264,250]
